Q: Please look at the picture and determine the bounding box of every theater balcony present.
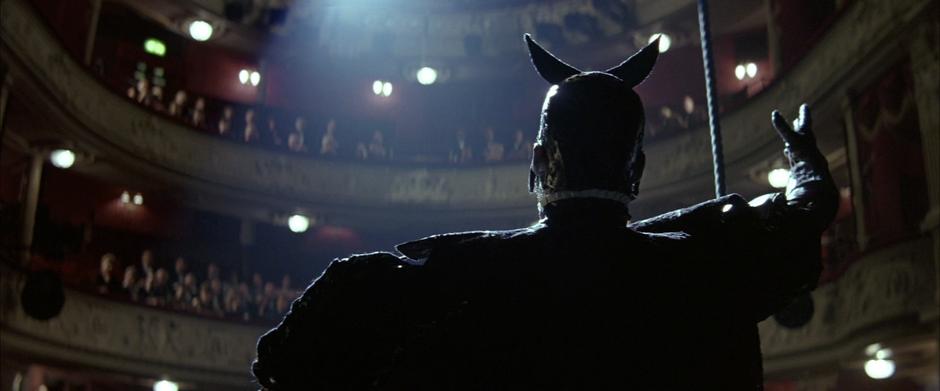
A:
[1,0,938,388]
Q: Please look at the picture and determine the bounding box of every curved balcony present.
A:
[3,0,934,228]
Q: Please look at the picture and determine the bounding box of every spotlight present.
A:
[746,62,758,78]
[120,191,131,204]
[288,214,310,233]
[49,149,76,169]
[372,80,384,95]
[734,64,746,80]
[864,358,895,379]
[239,69,250,84]
[132,193,144,206]
[650,33,671,52]
[416,67,438,85]
[381,81,393,96]
[767,168,789,189]
[153,380,179,391]
[249,71,261,86]
[188,20,214,41]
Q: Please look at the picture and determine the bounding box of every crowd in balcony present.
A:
[123,75,540,164]
[94,249,297,322]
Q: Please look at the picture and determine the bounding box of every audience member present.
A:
[266,116,283,147]
[120,265,142,301]
[450,128,473,163]
[144,268,171,306]
[355,142,369,160]
[174,272,199,308]
[218,106,234,137]
[320,119,339,156]
[287,116,307,152]
[368,130,388,160]
[168,90,188,118]
[133,78,150,106]
[149,85,166,112]
[508,129,533,160]
[244,109,260,143]
[483,127,505,162]
[140,249,155,281]
[193,283,221,316]
[172,256,187,289]
[95,253,120,294]
[190,97,207,129]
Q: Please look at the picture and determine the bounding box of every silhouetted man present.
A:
[253,35,837,390]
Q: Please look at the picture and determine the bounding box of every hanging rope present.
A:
[696,0,726,198]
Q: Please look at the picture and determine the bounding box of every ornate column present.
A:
[20,151,44,265]
[907,9,939,378]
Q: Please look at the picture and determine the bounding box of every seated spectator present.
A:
[209,277,225,314]
[144,268,171,306]
[287,116,307,152]
[368,130,387,160]
[120,265,143,301]
[172,256,187,289]
[483,126,505,162]
[508,129,533,160]
[207,262,221,281]
[257,281,278,319]
[167,90,188,118]
[355,142,368,160]
[320,119,338,156]
[265,116,283,147]
[244,109,260,143]
[149,85,166,112]
[251,272,265,301]
[139,249,155,281]
[190,97,207,129]
[193,282,222,316]
[238,281,256,318]
[174,272,199,308]
[224,289,250,321]
[450,128,473,163]
[95,253,120,294]
[218,106,234,137]
[280,274,293,298]
[274,293,290,317]
[133,78,150,106]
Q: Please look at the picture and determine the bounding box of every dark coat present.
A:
[254,194,824,390]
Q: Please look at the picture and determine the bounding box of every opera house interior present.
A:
[0,0,938,389]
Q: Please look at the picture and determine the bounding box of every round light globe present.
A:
[239,69,250,84]
[650,33,671,52]
[372,80,384,95]
[382,82,393,96]
[864,358,895,379]
[153,380,179,391]
[188,20,213,42]
[746,62,758,78]
[50,149,76,169]
[288,214,310,233]
[416,67,438,85]
[768,168,789,189]
[250,71,261,86]
[734,64,746,80]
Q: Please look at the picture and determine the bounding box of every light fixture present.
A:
[381,81,393,96]
[132,193,144,206]
[746,62,758,78]
[416,66,438,85]
[864,358,895,379]
[249,71,261,86]
[734,64,746,80]
[153,380,179,391]
[49,149,76,169]
[120,191,131,204]
[767,168,789,189]
[144,38,166,57]
[188,20,213,41]
[239,69,250,84]
[288,214,310,233]
[650,33,671,52]
[372,80,384,95]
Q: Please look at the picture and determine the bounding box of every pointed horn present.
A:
[524,33,581,84]
[606,36,660,87]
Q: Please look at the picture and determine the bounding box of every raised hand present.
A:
[771,103,817,160]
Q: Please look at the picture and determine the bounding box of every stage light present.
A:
[416,67,438,85]
[239,69,250,84]
[864,358,895,379]
[372,80,384,95]
[188,20,213,41]
[132,193,144,206]
[120,191,131,204]
[768,168,789,188]
[746,62,758,78]
[650,33,671,52]
[734,64,746,80]
[288,214,310,233]
[153,380,179,391]
[250,71,261,86]
[382,81,393,96]
[49,149,76,169]
[144,38,166,57]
